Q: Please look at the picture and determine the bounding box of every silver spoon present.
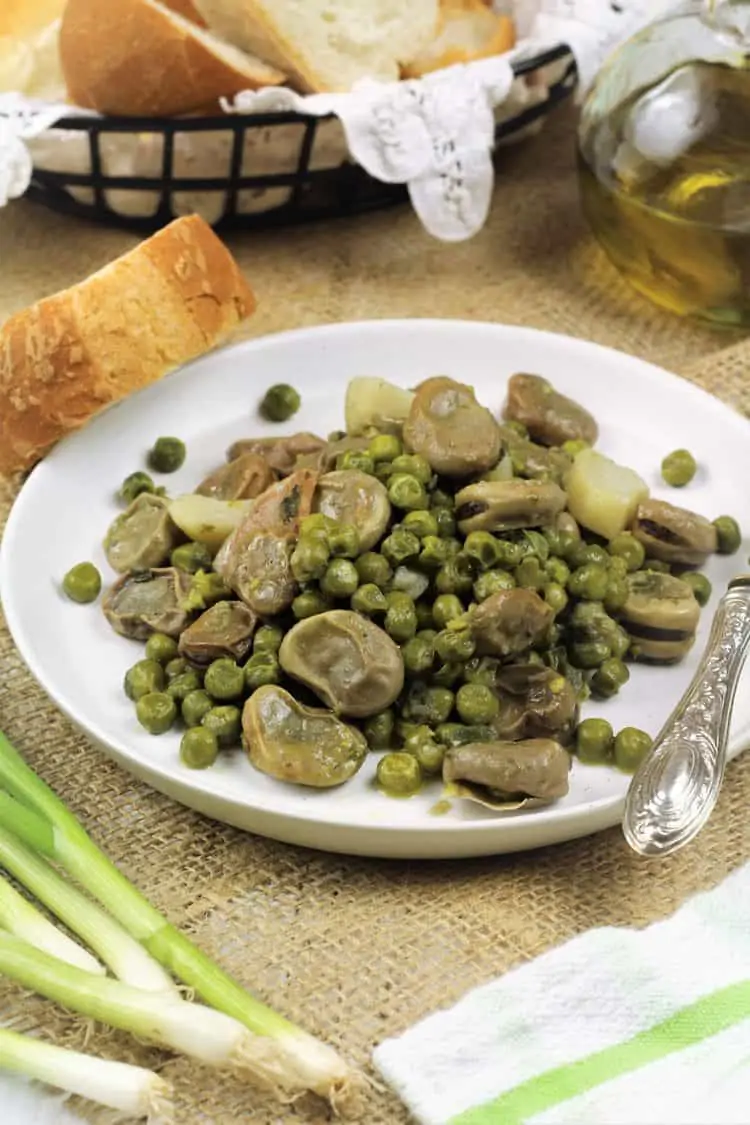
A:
[622,575,750,857]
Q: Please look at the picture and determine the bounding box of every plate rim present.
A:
[3,318,749,854]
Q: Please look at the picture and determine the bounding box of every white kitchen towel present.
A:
[0,1072,85,1125]
[374,860,750,1125]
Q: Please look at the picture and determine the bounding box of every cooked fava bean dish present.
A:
[68,373,742,812]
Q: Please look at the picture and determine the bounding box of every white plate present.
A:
[3,321,750,860]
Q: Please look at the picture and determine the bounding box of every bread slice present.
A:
[0,0,66,38]
[403,0,515,78]
[0,216,256,477]
[191,0,439,93]
[60,0,287,117]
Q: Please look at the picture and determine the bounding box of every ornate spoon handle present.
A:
[623,576,750,857]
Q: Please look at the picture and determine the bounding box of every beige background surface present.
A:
[1,106,750,1124]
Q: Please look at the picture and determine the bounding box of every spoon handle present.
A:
[622,576,750,858]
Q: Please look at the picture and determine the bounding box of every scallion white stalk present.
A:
[0,875,103,975]
[0,1027,173,1123]
[0,931,275,1074]
[0,826,176,995]
[0,733,361,1111]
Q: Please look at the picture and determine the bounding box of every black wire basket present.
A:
[23,45,576,233]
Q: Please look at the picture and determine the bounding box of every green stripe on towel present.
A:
[449,979,750,1125]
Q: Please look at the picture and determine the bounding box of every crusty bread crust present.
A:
[161,0,208,26]
[60,0,285,117]
[403,1,516,79]
[0,216,256,477]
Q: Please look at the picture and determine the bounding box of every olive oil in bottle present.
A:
[578,1,750,326]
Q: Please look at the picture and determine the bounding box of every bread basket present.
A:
[22,44,575,233]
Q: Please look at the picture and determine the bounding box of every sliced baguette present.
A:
[192,0,439,93]
[0,216,256,477]
[403,0,515,78]
[60,0,287,117]
[161,0,208,26]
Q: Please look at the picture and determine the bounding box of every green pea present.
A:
[401,636,435,676]
[62,562,102,605]
[384,593,418,642]
[382,528,421,565]
[544,582,569,615]
[402,724,435,752]
[390,453,432,485]
[145,633,179,665]
[571,542,610,569]
[591,657,630,699]
[463,531,501,570]
[614,727,653,774]
[419,535,451,570]
[368,433,402,462]
[355,552,393,587]
[434,628,476,663]
[180,727,219,770]
[683,572,712,606]
[575,718,614,764]
[118,471,157,506]
[403,684,455,726]
[253,624,284,655]
[292,590,332,619]
[336,450,375,475]
[363,709,395,751]
[402,510,439,539]
[494,540,525,568]
[713,515,742,555]
[388,473,429,511]
[430,487,454,509]
[259,383,301,423]
[243,652,281,691]
[186,571,231,610]
[569,641,612,669]
[604,575,629,613]
[661,449,697,488]
[456,683,499,724]
[376,752,422,797]
[435,558,474,596]
[136,692,177,735]
[568,564,610,601]
[291,537,330,582]
[321,558,360,598]
[204,658,245,701]
[608,556,629,578]
[545,557,571,586]
[433,594,465,629]
[434,508,457,538]
[181,689,213,729]
[165,658,189,681]
[147,436,186,474]
[166,669,202,703]
[472,569,514,602]
[170,542,212,576]
[300,513,336,541]
[124,659,165,701]
[504,420,528,438]
[432,661,465,687]
[644,558,671,574]
[351,583,389,616]
[412,738,445,776]
[202,705,242,749]
[562,439,590,458]
[462,656,500,688]
[515,557,546,590]
[608,533,646,572]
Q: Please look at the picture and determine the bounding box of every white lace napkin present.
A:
[0,1,682,241]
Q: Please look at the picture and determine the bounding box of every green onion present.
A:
[0,875,103,976]
[0,932,269,1073]
[0,1027,173,1121]
[0,733,360,1109]
[0,826,176,994]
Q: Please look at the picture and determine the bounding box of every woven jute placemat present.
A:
[1,105,750,1124]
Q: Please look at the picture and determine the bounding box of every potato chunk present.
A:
[565,449,649,540]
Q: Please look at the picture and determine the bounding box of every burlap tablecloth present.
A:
[2,106,750,1124]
